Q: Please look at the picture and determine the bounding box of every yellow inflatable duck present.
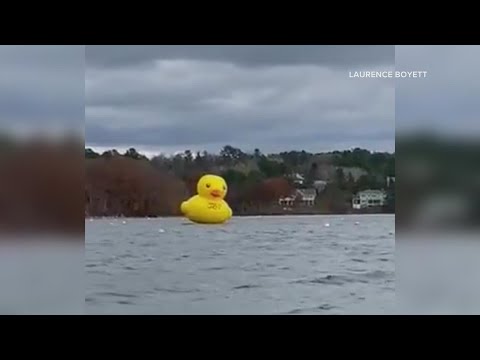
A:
[180,174,233,224]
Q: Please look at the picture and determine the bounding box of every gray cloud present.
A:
[86,45,395,155]
[396,45,480,136]
[86,45,394,69]
[0,45,85,135]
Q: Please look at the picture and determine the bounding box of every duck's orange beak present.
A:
[210,189,223,198]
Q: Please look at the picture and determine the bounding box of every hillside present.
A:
[85,145,395,217]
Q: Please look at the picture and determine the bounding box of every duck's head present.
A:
[197,174,227,200]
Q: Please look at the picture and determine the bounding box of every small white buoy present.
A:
[122,220,127,224]
[354,221,360,225]
[324,223,330,227]
[158,229,165,233]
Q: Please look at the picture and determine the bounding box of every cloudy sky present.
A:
[396,45,480,137]
[86,45,395,156]
[3,45,476,154]
[0,45,84,137]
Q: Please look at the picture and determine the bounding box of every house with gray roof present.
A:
[278,188,317,207]
[295,188,317,206]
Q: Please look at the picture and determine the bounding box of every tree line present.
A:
[86,145,395,217]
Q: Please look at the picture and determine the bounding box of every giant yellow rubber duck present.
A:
[180,174,233,224]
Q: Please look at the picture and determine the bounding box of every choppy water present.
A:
[86,215,395,314]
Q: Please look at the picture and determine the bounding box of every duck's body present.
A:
[181,195,232,224]
[181,174,233,224]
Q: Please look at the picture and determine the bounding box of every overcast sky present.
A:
[4,46,476,155]
[396,45,480,137]
[0,45,84,137]
[86,45,395,156]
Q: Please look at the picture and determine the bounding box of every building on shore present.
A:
[352,189,386,209]
[278,195,295,207]
[296,188,316,206]
[279,188,317,207]
[286,172,305,186]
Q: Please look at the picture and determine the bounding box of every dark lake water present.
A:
[86,215,395,314]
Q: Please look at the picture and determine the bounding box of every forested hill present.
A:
[85,145,395,217]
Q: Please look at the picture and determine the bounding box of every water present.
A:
[86,215,395,314]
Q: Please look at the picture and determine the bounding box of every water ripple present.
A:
[153,287,200,294]
[232,284,261,290]
[203,266,225,271]
[86,215,395,314]
[95,291,139,299]
[285,304,337,314]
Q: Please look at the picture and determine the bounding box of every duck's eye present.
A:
[223,185,226,190]
[206,183,211,188]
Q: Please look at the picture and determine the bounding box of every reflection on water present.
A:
[86,215,395,314]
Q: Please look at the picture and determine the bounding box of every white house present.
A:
[287,172,305,185]
[278,194,296,206]
[352,189,386,209]
[296,189,316,206]
[278,188,317,207]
